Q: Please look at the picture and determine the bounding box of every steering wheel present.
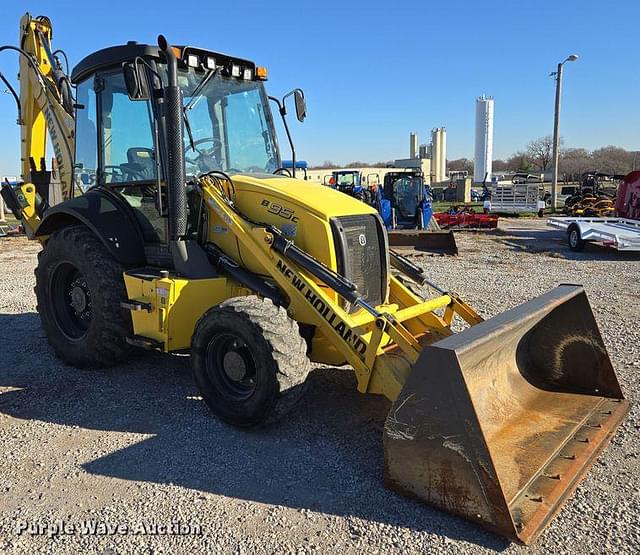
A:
[102,165,126,183]
[274,168,292,177]
[185,137,223,173]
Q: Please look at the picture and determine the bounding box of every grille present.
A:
[331,214,387,308]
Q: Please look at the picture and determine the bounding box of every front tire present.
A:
[191,296,311,427]
[35,226,133,367]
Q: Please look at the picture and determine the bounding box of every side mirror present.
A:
[123,62,149,100]
[293,89,306,122]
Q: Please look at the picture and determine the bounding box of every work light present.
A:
[187,54,199,68]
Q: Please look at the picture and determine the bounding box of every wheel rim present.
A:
[206,332,257,401]
[569,230,578,248]
[49,261,92,340]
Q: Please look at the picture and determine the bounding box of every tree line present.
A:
[449,137,640,181]
[312,138,639,181]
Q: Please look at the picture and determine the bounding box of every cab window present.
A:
[74,77,98,192]
[98,71,157,185]
[97,70,165,244]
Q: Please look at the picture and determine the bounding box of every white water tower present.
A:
[474,95,494,183]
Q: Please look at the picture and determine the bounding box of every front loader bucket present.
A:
[387,230,458,255]
[383,285,628,544]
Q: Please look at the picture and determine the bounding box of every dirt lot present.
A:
[0,219,638,554]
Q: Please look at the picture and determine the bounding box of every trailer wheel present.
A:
[35,225,133,367]
[567,224,586,252]
[192,296,311,427]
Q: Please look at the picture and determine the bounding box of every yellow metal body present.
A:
[124,175,481,402]
[123,272,252,351]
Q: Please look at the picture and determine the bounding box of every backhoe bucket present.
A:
[383,285,628,544]
[387,230,458,255]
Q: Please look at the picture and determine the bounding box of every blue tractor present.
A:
[375,171,457,254]
[376,171,432,230]
[327,170,373,204]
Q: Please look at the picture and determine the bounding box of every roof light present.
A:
[206,56,216,70]
[243,68,253,80]
[231,64,241,78]
[187,54,199,68]
[256,66,268,80]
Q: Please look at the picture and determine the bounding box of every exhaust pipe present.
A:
[157,35,187,241]
[157,35,213,278]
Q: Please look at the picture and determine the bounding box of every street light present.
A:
[550,54,579,210]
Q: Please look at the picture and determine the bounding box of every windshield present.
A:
[177,68,279,177]
[394,177,423,218]
[335,172,359,186]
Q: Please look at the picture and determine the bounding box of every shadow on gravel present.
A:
[491,227,640,261]
[0,312,508,551]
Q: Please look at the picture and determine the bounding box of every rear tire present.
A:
[567,224,586,252]
[191,296,311,427]
[35,225,133,367]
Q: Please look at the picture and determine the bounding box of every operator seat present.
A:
[121,147,156,181]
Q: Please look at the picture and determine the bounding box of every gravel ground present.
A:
[0,219,638,554]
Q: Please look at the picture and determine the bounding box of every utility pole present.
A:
[550,55,578,211]
[551,62,563,211]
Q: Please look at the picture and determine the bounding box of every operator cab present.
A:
[332,170,362,191]
[70,42,280,245]
[382,172,431,229]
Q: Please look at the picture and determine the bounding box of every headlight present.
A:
[231,64,241,78]
[243,68,253,80]
[206,56,216,70]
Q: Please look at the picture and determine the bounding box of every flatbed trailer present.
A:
[548,217,640,252]
[485,183,546,214]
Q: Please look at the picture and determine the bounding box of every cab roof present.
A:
[71,41,256,84]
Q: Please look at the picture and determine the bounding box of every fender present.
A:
[35,187,146,266]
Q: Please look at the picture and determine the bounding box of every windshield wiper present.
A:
[183,107,196,152]
[182,67,218,153]
[184,67,217,112]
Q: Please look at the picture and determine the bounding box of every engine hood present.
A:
[229,173,377,220]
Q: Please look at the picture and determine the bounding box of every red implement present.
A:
[434,212,498,230]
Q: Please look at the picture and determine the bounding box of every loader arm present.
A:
[198,175,480,401]
[0,14,75,236]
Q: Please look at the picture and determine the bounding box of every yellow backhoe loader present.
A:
[0,13,628,544]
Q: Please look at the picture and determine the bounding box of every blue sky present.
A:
[0,0,638,174]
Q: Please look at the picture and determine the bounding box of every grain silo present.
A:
[431,127,447,183]
[409,132,419,159]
